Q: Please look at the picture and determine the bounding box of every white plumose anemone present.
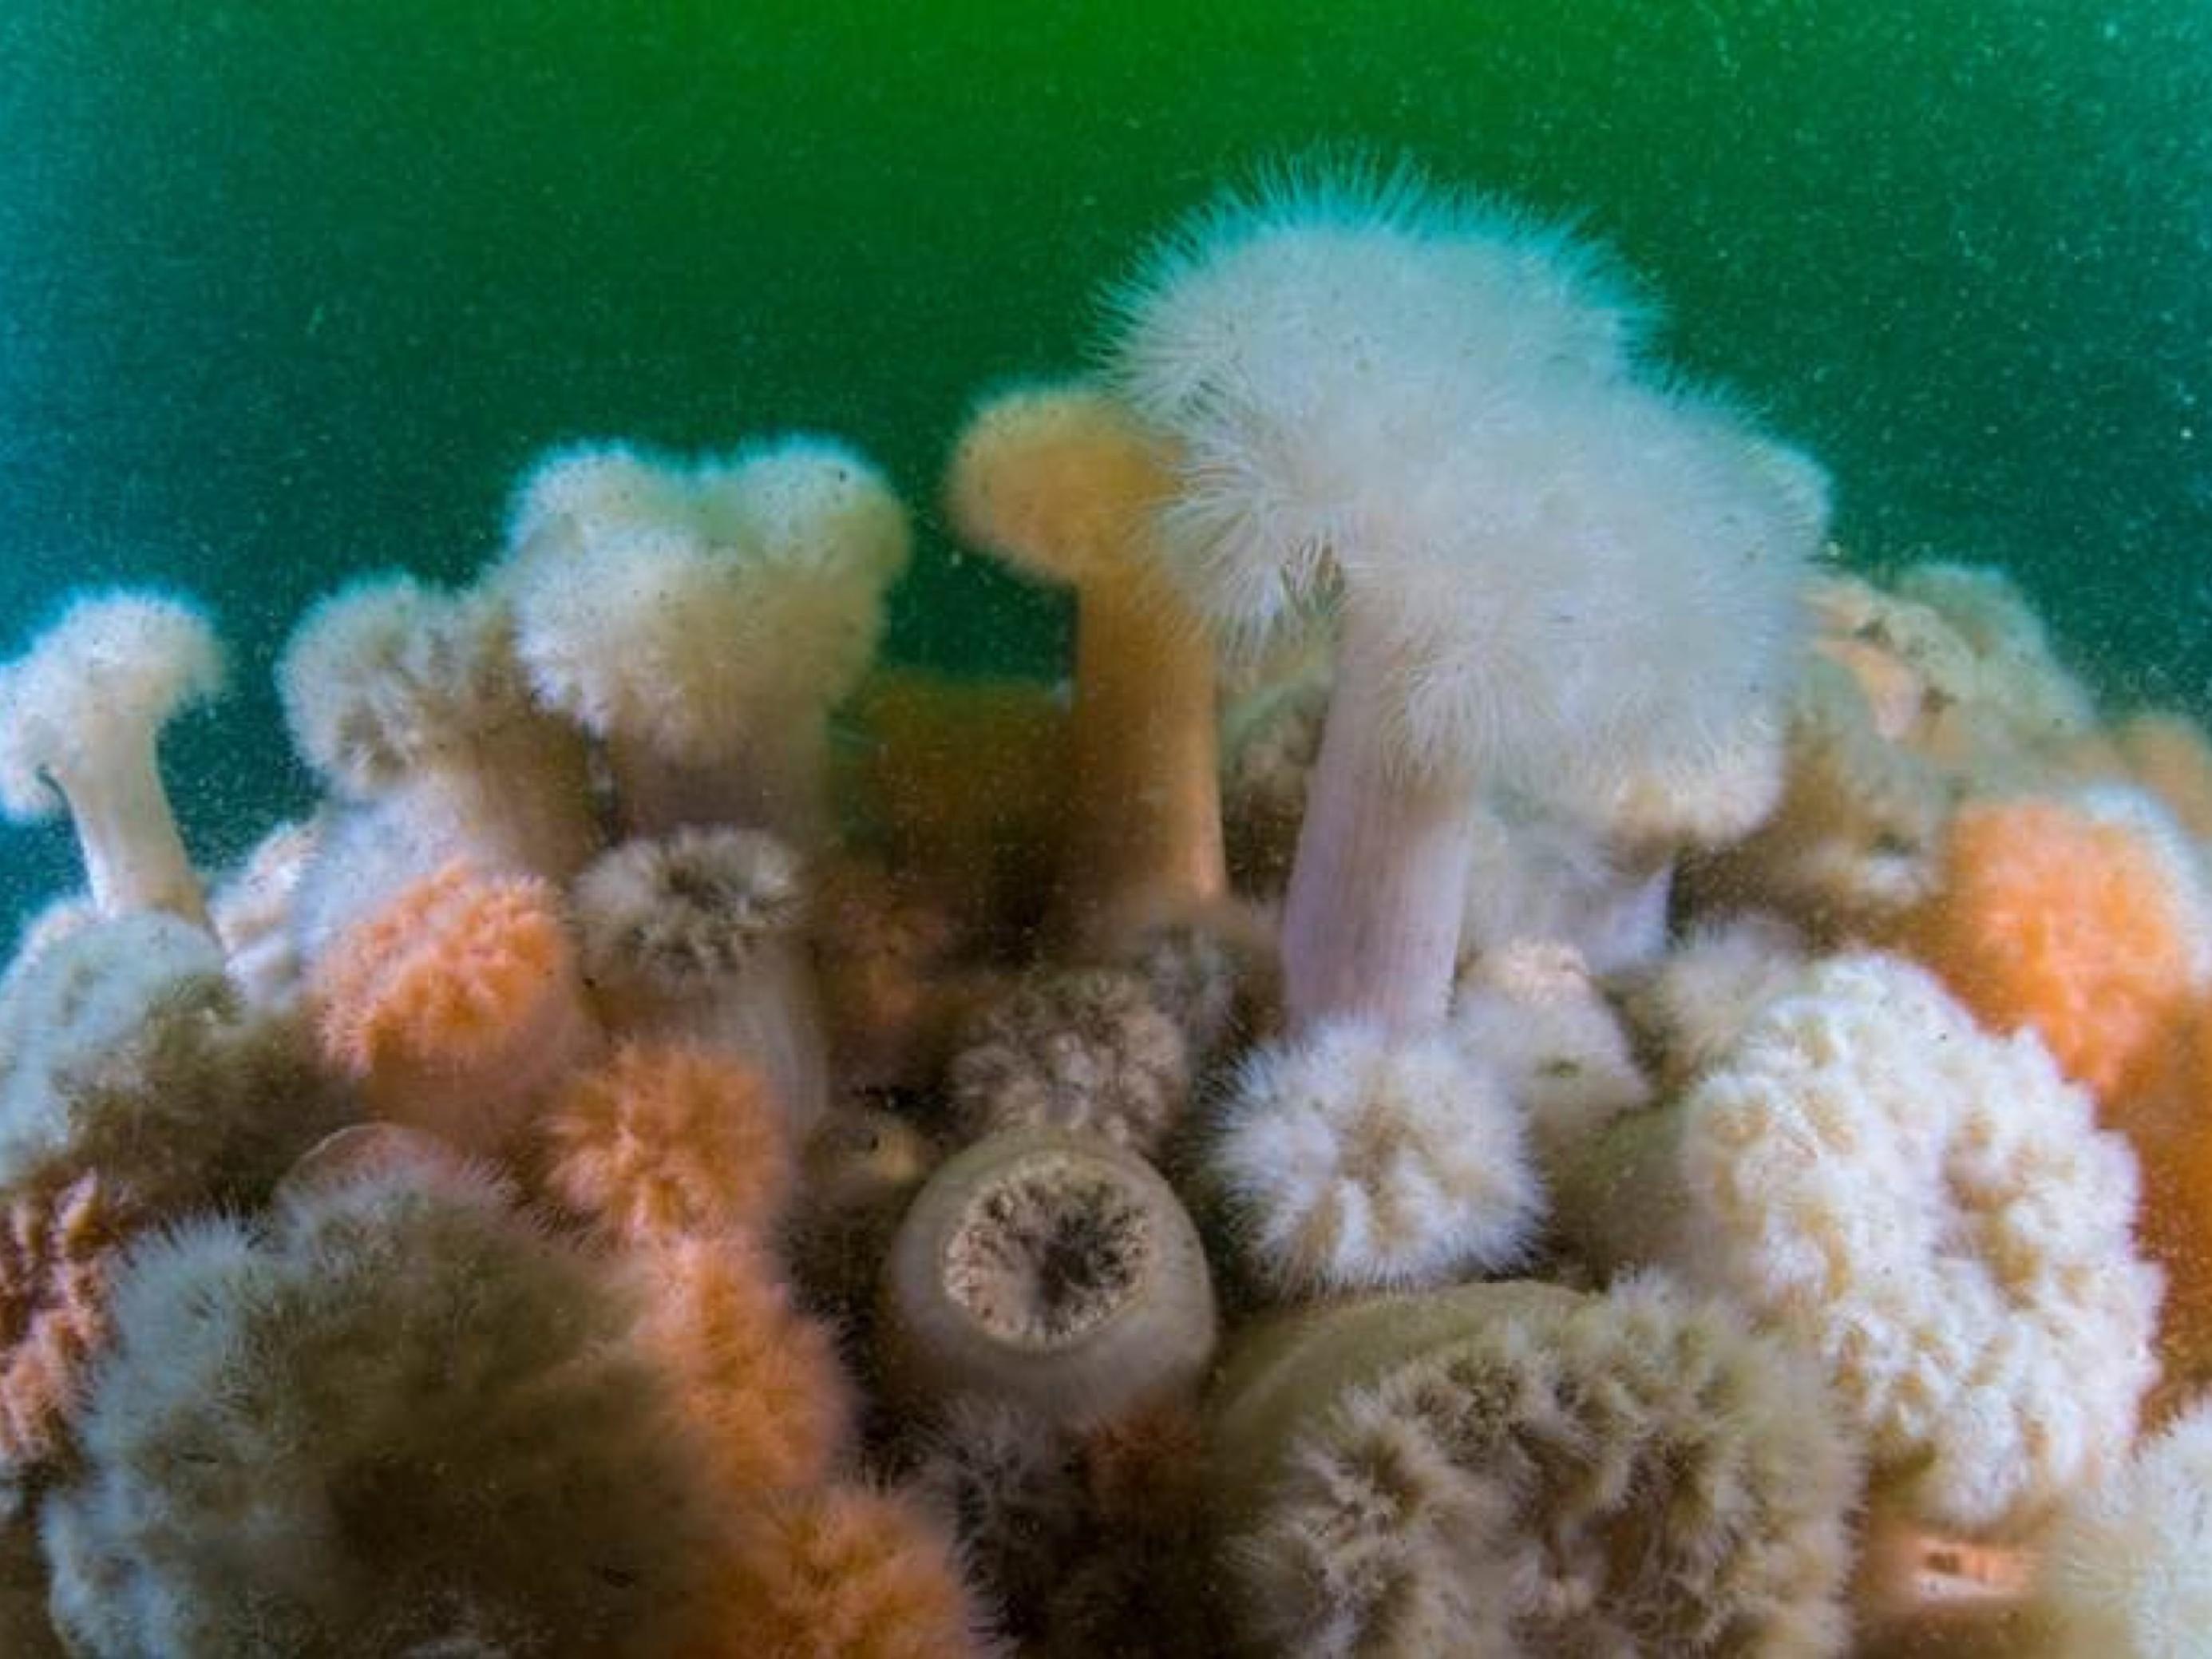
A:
[2029,1400,2212,1656]
[503,435,910,841]
[0,591,226,925]
[1109,166,1645,661]
[277,574,601,947]
[1210,1017,1542,1296]
[1560,951,2161,1533]
[1108,164,1819,1033]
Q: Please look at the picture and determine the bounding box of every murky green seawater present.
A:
[2,1,2207,917]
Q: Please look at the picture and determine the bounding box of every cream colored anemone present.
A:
[946,967,1191,1158]
[278,575,599,894]
[2025,1398,2212,1656]
[0,590,225,925]
[1559,950,2160,1533]
[1209,1273,1858,1657]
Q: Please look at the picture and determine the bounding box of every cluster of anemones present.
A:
[0,161,2204,1657]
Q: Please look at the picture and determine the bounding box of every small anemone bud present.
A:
[573,827,829,1138]
[803,1104,940,1218]
[1451,940,1651,1169]
[1851,1495,2039,1656]
[790,1105,944,1318]
[1098,895,1281,1063]
[1611,912,1810,1092]
[1458,795,1676,976]
[879,1128,1216,1431]
[1894,561,2100,754]
[1209,1019,1544,1298]
[946,968,1192,1158]
[1691,655,1953,936]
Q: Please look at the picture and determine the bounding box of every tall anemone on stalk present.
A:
[500,437,910,844]
[0,591,225,927]
[946,382,1225,951]
[277,573,599,928]
[1106,162,1819,1035]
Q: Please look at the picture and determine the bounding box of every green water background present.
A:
[2,1,2207,918]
